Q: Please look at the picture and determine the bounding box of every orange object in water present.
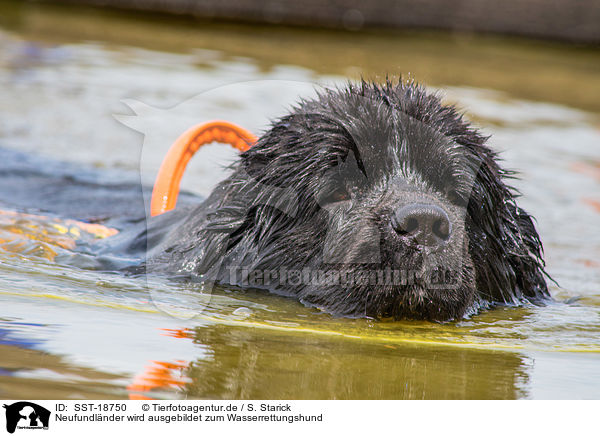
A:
[127,359,190,400]
[150,121,257,216]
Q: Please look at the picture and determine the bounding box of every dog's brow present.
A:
[348,140,368,179]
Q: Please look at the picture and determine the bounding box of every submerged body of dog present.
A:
[142,81,549,321]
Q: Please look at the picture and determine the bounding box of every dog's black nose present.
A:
[391,203,451,247]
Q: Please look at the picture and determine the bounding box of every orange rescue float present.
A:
[150,121,257,217]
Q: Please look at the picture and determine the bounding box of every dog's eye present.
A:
[446,189,467,206]
[318,185,351,205]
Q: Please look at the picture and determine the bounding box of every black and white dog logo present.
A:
[3,402,50,434]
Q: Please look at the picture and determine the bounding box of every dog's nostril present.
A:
[392,203,452,246]
[432,218,450,240]
[402,217,419,234]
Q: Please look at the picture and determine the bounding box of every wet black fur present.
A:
[145,80,549,321]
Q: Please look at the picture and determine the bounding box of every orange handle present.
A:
[150,121,257,216]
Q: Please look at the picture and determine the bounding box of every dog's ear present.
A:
[239,114,304,185]
[504,204,549,301]
[464,152,549,305]
[240,147,272,183]
[470,190,549,304]
[240,112,360,189]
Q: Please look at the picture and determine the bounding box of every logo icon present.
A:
[3,402,50,434]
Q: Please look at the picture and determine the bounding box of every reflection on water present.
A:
[184,324,530,400]
[0,0,599,400]
[0,344,127,399]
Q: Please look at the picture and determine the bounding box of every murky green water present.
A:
[0,0,599,399]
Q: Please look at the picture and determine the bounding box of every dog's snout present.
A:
[391,203,452,247]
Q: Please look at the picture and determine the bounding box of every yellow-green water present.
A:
[0,0,599,399]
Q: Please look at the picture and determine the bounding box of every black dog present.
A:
[139,80,549,321]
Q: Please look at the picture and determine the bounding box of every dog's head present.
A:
[169,80,549,321]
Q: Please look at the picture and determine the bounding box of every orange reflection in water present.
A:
[127,329,195,400]
[0,210,118,261]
